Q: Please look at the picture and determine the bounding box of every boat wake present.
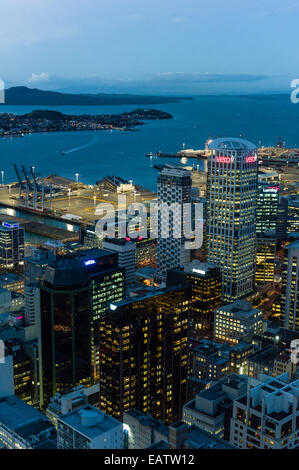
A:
[62,135,98,155]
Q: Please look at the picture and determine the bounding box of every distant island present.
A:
[0,108,173,137]
[2,86,192,106]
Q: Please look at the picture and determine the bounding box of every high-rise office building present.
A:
[38,249,125,407]
[167,260,222,336]
[256,182,279,235]
[24,247,56,326]
[0,221,25,268]
[281,241,299,331]
[99,287,190,424]
[256,231,276,285]
[207,138,258,302]
[287,196,299,235]
[157,167,192,281]
[277,197,288,242]
[255,182,278,285]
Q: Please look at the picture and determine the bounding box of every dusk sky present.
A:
[1,0,299,93]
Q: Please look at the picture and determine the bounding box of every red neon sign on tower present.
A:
[216,156,231,163]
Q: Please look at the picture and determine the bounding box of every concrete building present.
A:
[214,300,264,345]
[123,409,169,449]
[46,384,100,427]
[0,273,24,294]
[103,237,136,286]
[0,354,14,399]
[157,167,192,281]
[57,404,123,449]
[24,246,56,284]
[24,284,40,326]
[183,374,248,440]
[281,241,299,331]
[229,341,256,375]
[230,373,299,449]
[207,138,258,302]
[0,221,25,268]
[247,346,296,379]
[0,395,56,449]
[190,339,229,382]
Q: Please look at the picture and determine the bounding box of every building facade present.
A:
[157,167,192,281]
[167,260,222,337]
[38,249,125,407]
[57,405,123,449]
[214,300,263,345]
[99,287,190,424]
[207,138,258,302]
[0,221,25,268]
[230,373,299,449]
[281,241,299,331]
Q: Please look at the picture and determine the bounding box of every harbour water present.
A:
[0,95,298,193]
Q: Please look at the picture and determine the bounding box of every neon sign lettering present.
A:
[84,259,96,266]
[216,156,231,163]
[245,155,256,163]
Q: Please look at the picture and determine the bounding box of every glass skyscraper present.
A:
[38,249,125,407]
[207,138,258,302]
[99,287,190,424]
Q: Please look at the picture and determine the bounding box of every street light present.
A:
[1,171,4,187]
[75,173,79,185]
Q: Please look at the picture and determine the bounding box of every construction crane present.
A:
[13,163,54,212]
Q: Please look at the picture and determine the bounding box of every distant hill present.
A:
[2,86,190,106]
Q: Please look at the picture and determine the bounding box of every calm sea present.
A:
[0,95,298,192]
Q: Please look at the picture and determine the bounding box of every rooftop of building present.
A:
[0,273,23,283]
[149,423,236,449]
[236,374,299,419]
[109,285,186,311]
[104,237,136,247]
[43,248,121,287]
[124,409,169,438]
[158,167,191,178]
[285,240,299,250]
[216,300,261,319]
[0,395,56,449]
[247,345,280,366]
[0,221,22,231]
[58,404,122,439]
[208,137,256,151]
[184,374,248,414]
[183,260,219,277]
[230,340,254,353]
[185,425,237,449]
